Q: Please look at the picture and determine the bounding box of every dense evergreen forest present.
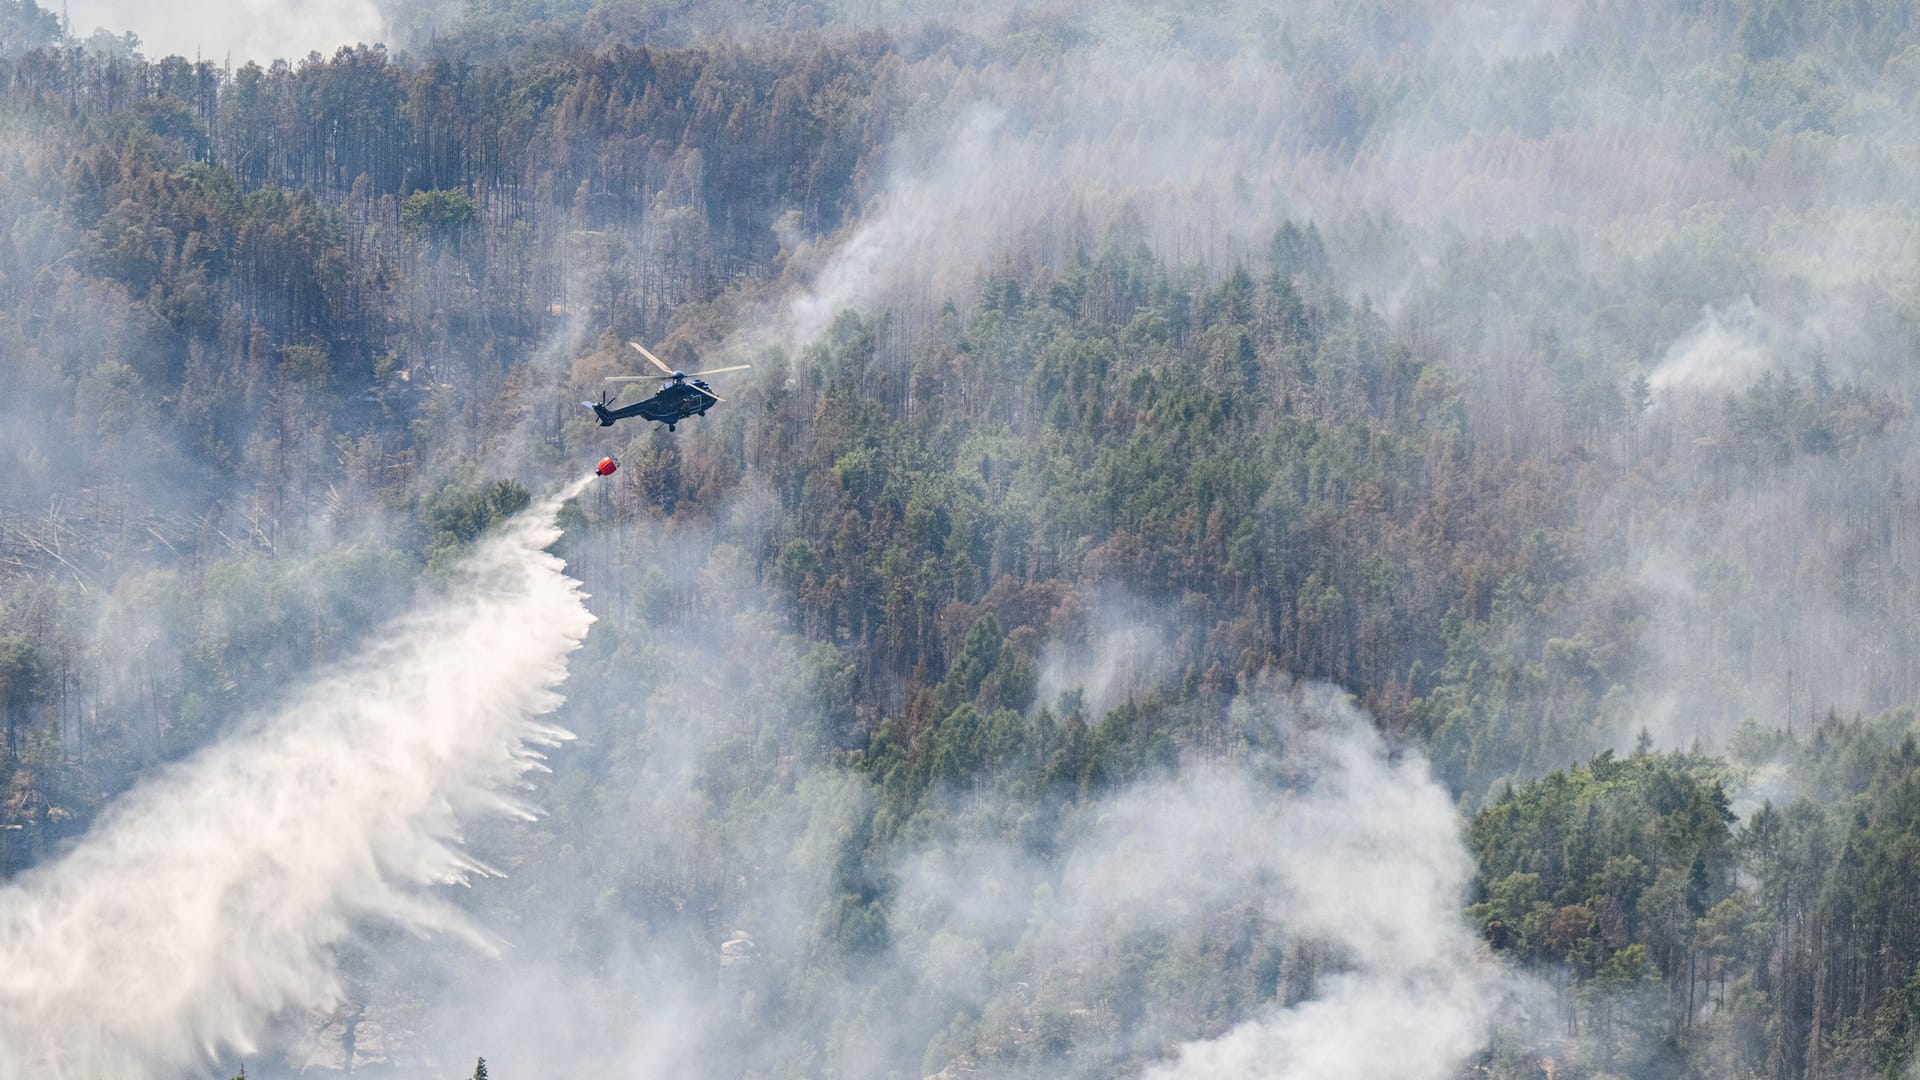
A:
[6,0,1920,1076]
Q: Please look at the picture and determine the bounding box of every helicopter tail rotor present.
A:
[581,389,617,426]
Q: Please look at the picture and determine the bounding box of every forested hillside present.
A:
[4,0,1920,1076]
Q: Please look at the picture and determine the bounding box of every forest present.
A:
[4,0,1920,1076]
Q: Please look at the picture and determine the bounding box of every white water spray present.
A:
[0,477,597,1079]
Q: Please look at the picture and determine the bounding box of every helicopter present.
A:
[583,342,750,431]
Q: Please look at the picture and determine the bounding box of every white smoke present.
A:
[1648,299,1778,395]
[1035,594,1177,720]
[889,682,1516,1080]
[771,106,1008,359]
[0,477,596,1079]
[1135,691,1506,1079]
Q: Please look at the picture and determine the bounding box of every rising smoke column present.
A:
[877,680,1517,1080]
[1132,692,1506,1079]
[0,478,596,1079]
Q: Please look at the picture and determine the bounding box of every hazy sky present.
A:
[64,0,385,63]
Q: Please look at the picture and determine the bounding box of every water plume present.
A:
[0,476,597,1079]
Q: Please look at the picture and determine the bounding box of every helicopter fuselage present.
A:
[589,378,716,430]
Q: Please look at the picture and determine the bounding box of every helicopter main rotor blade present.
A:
[604,375,669,382]
[688,383,725,403]
[628,341,676,376]
[686,364,751,377]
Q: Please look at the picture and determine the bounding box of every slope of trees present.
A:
[3,0,1920,1074]
[1468,719,1920,1080]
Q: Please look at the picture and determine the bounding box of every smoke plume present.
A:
[1135,685,1506,1080]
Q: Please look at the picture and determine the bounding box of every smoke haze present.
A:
[1082,688,1509,1080]
[377,594,1516,1078]
[64,0,386,62]
[10,0,1920,1074]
